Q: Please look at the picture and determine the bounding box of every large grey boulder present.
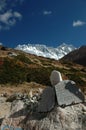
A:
[37,87,55,112]
[55,80,85,106]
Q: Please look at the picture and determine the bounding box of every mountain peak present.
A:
[15,43,76,60]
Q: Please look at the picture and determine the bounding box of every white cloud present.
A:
[43,10,52,15]
[73,20,86,27]
[0,42,2,45]
[0,10,22,30]
[0,0,23,30]
[14,11,22,19]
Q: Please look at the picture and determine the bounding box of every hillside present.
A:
[0,45,86,95]
[61,46,86,66]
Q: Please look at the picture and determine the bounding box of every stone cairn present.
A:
[0,70,85,130]
[37,70,85,112]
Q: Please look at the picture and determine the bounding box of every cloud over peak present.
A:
[73,20,86,27]
[43,10,52,15]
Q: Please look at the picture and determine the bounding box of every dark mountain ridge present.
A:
[61,46,86,66]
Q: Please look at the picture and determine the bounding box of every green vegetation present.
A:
[0,55,54,85]
[14,53,33,64]
[27,67,54,85]
[0,57,28,84]
[66,73,86,86]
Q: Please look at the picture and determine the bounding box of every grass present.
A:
[0,57,28,84]
[0,52,86,94]
[0,82,46,96]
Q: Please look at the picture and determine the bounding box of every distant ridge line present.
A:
[15,43,76,60]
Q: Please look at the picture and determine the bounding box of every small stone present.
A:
[50,70,62,86]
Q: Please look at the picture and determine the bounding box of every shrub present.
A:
[66,73,86,87]
[27,67,55,86]
[0,58,28,84]
[14,53,32,64]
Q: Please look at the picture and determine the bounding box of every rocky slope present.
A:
[61,45,86,66]
[0,89,86,130]
[26,104,86,130]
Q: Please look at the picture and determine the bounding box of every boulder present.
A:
[37,87,55,112]
[55,80,85,106]
[26,103,86,130]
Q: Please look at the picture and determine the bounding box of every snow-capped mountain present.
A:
[15,43,76,60]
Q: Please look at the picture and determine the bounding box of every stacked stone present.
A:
[37,70,85,112]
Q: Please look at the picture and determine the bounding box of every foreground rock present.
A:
[55,80,85,106]
[37,87,55,112]
[0,97,11,118]
[0,71,86,130]
[0,93,86,130]
[26,103,86,130]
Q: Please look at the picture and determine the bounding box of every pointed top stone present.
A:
[50,70,62,86]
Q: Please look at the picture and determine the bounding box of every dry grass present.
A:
[0,82,46,96]
[0,46,86,95]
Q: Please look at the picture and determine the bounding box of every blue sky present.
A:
[0,0,86,48]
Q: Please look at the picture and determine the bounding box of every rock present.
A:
[6,93,21,102]
[50,70,62,86]
[0,92,86,130]
[37,87,55,112]
[0,97,11,119]
[8,52,17,57]
[1,100,28,130]
[6,93,29,102]
[55,80,85,106]
[10,100,25,115]
[0,92,40,130]
[26,103,86,130]
[0,93,8,97]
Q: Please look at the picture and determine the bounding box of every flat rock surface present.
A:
[37,87,55,112]
[26,103,86,130]
[55,80,85,106]
[0,97,11,118]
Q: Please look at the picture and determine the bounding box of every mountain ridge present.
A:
[15,43,76,60]
[61,45,86,66]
